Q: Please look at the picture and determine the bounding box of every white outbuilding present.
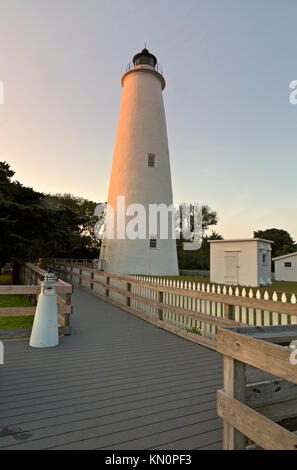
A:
[208,238,273,287]
[273,252,297,282]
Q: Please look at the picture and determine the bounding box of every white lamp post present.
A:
[29,267,59,348]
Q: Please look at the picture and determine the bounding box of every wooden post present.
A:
[33,272,38,306]
[223,356,247,450]
[64,291,72,336]
[127,282,131,307]
[106,277,110,297]
[157,291,164,321]
[79,268,82,285]
[12,259,20,285]
[224,303,233,320]
[29,269,34,304]
[90,272,94,290]
[25,266,29,301]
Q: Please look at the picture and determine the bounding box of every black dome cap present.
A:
[133,48,157,68]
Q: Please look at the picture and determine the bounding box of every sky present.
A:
[0,0,297,240]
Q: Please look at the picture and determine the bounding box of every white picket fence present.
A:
[130,274,297,328]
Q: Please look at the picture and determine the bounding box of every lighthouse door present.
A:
[224,252,239,284]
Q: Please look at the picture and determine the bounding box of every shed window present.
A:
[148,154,155,167]
[284,262,292,268]
[149,236,157,249]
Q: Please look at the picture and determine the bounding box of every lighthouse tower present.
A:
[100,48,179,275]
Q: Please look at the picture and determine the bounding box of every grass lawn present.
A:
[269,280,297,296]
[0,315,34,330]
[0,273,12,284]
[0,294,32,308]
[0,273,34,330]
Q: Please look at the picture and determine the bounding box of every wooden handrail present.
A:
[53,263,297,316]
[217,326,297,450]
[0,285,72,294]
[49,261,297,350]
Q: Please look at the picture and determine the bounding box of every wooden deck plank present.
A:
[0,287,223,450]
[152,429,223,450]
[0,389,219,436]
[0,391,218,433]
[0,354,220,390]
[0,407,220,450]
[49,418,223,450]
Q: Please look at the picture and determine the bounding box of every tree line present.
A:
[0,161,296,270]
[0,161,101,266]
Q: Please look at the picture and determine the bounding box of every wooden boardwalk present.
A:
[0,287,223,450]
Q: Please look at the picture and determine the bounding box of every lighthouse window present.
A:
[148,154,155,167]
[149,236,157,248]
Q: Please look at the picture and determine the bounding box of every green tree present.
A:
[177,205,222,271]
[0,162,102,266]
[46,193,102,251]
[253,228,297,258]
[0,161,15,184]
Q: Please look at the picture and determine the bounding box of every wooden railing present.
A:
[0,261,73,337]
[39,258,95,267]
[217,325,297,450]
[51,262,297,350]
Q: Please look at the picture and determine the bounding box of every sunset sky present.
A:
[0,0,297,240]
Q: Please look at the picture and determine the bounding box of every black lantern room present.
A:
[133,48,157,68]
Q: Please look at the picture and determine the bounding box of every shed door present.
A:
[224,252,239,283]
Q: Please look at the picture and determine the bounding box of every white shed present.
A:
[272,252,297,282]
[208,238,273,287]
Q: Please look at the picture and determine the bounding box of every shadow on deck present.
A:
[0,287,223,450]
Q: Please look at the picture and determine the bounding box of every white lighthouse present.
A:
[100,48,179,275]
